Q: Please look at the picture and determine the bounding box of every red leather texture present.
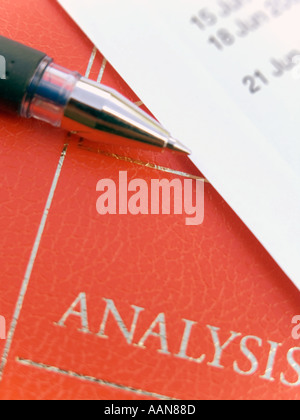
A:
[0,0,299,400]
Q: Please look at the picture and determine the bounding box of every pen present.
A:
[0,35,190,154]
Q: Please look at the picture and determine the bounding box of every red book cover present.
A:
[0,0,299,400]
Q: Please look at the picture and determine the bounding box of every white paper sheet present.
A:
[58,0,300,290]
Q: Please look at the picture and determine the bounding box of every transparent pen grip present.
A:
[21,59,80,127]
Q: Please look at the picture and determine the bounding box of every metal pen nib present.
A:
[21,60,190,154]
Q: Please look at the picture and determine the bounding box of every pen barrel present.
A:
[61,77,172,148]
[0,35,47,114]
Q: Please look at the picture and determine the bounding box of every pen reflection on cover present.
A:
[77,138,209,182]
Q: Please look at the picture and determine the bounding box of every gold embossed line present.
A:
[85,46,97,78]
[16,357,177,400]
[97,57,107,84]
[0,47,102,383]
[78,142,209,183]
[0,144,69,381]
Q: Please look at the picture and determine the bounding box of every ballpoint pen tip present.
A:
[167,138,191,155]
